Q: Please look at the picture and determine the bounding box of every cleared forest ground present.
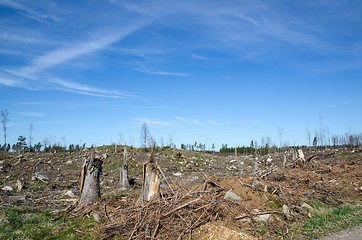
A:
[0,146,361,239]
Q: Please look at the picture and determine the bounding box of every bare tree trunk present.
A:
[78,152,102,207]
[139,155,160,203]
[120,145,130,190]
[1,109,9,160]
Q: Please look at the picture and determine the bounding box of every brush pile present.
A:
[99,179,231,239]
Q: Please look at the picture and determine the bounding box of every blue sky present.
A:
[0,0,361,149]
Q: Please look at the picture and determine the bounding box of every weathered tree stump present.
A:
[77,152,103,207]
[139,154,160,203]
[120,145,130,190]
[32,162,50,182]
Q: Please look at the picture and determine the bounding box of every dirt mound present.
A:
[194,222,256,240]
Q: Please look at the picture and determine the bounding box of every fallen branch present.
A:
[52,203,77,221]
[162,197,202,217]
[180,185,198,201]
[279,185,286,200]
[306,154,317,162]
[239,179,253,188]
[202,174,225,190]
[157,165,175,195]
[104,204,110,221]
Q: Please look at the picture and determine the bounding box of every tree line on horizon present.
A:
[1,110,362,155]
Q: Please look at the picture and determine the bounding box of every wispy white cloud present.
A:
[207,119,218,125]
[18,112,45,117]
[175,117,202,125]
[175,116,189,123]
[191,120,200,125]
[327,100,351,108]
[1,16,149,98]
[0,0,61,23]
[135,118,171,126]
[192,54,209,60]
[48,78,134,99]
[232,13,260,27]
[134,63,189,77]
[18,28,140,76]
[0,31,43,44]
[0,74,135,99]
[0,77,22,87]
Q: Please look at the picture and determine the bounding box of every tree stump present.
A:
[120,145,130,190]
[78,152,103,207]
[139,155,160,203]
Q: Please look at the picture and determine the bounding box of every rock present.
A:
[255,214,270,222]
[253,209,270,222]
[102,153,108,159]
[282,204,290,215]
[66,160,73,165]
[173,172,182,177]
[93,213,101,221]
[65,190,75,198]
[2,186,13,191]
[282,204,294,220]
[224,189,241,200]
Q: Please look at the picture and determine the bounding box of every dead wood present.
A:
[162,197,203,217]
[77,152,103,208]
[139,154,160,203]
[306,154,317,162]
[32,162,50,182]
[120,145,131,190]
[99,178,228,240]
[157,165,175,195]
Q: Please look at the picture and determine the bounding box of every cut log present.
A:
[77,152,103,207]
[119,145,130,190]
[139,154,160,203]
